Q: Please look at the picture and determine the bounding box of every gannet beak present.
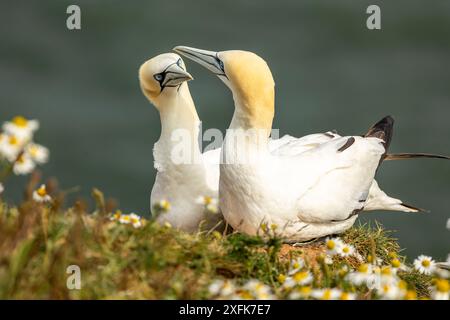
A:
[163,63,194,87]
[173,46,225,77]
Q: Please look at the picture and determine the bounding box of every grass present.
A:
[0,187,434,300]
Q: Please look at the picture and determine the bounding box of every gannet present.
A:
[174,46,450,242]
[139,53,222,232]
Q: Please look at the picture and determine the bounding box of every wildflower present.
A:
[0,134,23,162]
[325,237,343,256]
[129,213,142,228]
[2,116,39,140]
[260,223,268,233]
[13,153,35,175]
[277,274,286,284]
[338,243,355,257]
[243,279,274,299]
[196,195,219,214]
[346,263,374,286]
[311,288,342,300]
[288,257,305,275]
[339,292,356,300]
[153,199,171,213]
[284,271,313,288]
[431,279,449,300]
[110,210,122,221]
[288,286,312,299]
[119,214,131,224]
[208,279,235,298]
[26,143,49,164]
[338,265,350,277]
[367,254,382,266]
[413,255,436,275]
[378,283,402,300]
[32,184,51,203]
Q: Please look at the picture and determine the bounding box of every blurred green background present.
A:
[1,0,449,259]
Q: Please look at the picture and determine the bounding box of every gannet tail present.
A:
[364,115,394,160]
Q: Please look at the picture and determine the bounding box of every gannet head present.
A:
[139,53,193,109]
[173,46,274,130]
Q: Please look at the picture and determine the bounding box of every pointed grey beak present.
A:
[173,46,226,77]
[163,63,193,87]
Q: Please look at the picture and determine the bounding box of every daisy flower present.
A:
[377,283,403,300]
[325,237,343,256]
[413,255,436,275]
[129,213,143,228]
[288,257,305,275]
[339,292,356,300]
[119,214,131,224]
[367,254,383,266]
[156,199,171,212]
[284,271,313,288]
[431,279,449,300]
[0,134,23,162]
[243,279,274,299]
[32,184,51,203]
[13,153,35,175]
[110,210,122,221]
[346,263,374,286]
[196,195,219,214]
[311,288,342,300]
[338,243,355,257]
[288,286,312,300]
[208,279,235,298]
[26,143,49,164]
[2,116,39,141]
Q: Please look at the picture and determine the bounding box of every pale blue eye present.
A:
[218,59,224,71]
[177,58,183,67]
[154,74,163,81]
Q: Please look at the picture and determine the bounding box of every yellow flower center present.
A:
[358,264,369,273]
[404,290,417,300]
[203,196,212,205]
[122,216,130,222]
[398,280,408,290]
[240,290,252,300]
[113,211,121,220]
[12,116,28,127]
[37,186,47,197]
[326,240,335,250]
[340,292,350,300]
[421,259,431,268]
[300,286,311,295]
[342,246,350,253]
[436,279,449,293]
[277,274,286,283]
[322,289,332,300]
[131,217,139,224]
[391,258,401,268]
[367,254,374,263]
[159,200,170,211]
[270,223,278,230]
[260,223,268,232]
[381,266,392,276]
[293,271,309,282]
[388,252,397,259]
[9,136,18,145]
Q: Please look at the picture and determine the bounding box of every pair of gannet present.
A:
[140,48,449,241]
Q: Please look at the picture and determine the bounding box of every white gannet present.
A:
[139,53,222,232]
[174,46,450,242]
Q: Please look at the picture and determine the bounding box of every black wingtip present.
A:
[401,202,430,213]
[365,115,395,155]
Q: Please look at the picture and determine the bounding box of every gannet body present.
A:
[139,53,222,232]
[174,46,433,242]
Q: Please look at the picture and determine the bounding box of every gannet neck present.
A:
[155,83,202,165]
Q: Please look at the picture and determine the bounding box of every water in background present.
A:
[1,0,449,259]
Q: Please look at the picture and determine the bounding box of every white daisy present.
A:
[288,286,312,299]
[346,263,374,286]
[413,255,436,275]
[311,288,342,300]
[339,292,356,300]
[2,116,39,141]
[377,283,403,300]
[288,257,305,275]
[129,213,142,228]
[13,153,35,175]
[196,195,219,214]
[431,279,449,300]
[26,143,49,164]
[119,214,131,224]
[284,271,313,288]
[325,237,344,256]
[208,279,235,298]
[243,279,273,299]
[337,243,355,257]
[32,184,51,203]
[0,134,23,162]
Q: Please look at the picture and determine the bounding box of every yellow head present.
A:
[174,46,275,130]
[139,53,193,110]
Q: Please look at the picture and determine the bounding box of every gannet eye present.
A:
[154,73,164,82]
[176,58,183,68]
[217,59,225,72]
